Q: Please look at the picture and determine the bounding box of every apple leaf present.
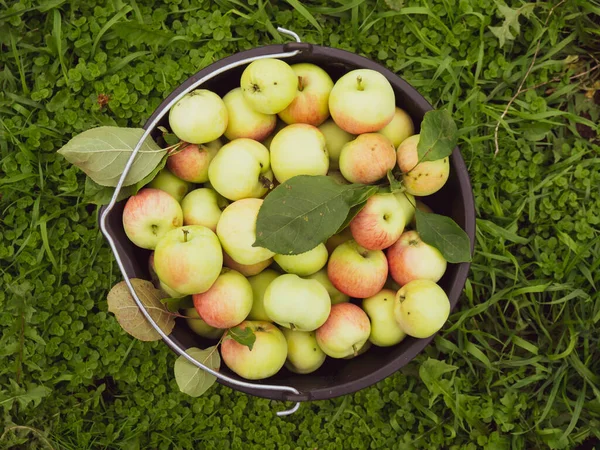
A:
[161,296,193,313]
[174,347,220,397]
[336,203,367,234]
[417,110,458,163]
[254,175,378,255]
[106,278,175,341]
[157,126,180,147]
[415,209,472,263]
[387,169,404,193]
[227,326,256,351]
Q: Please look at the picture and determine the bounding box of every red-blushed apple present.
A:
[379,107,415,147]
[193,268,253,328]
[184,307,224,339]
[247,269,279,322]
[339,133,396,184]
[318,119,355,170]
[222,250,272,277]
[394,191,417,228]
[216,198,275,265]
[325,227,353,254]
[153,225,222,295]
[122,188,183,250]
[181,188,229,231]
[328,69,395,134]
[222,87,277,141]
[327,170,350,185]
[386,230,447,286]
[274,243,328,276]
[282,328,326,374]
[397,134,450,196]
[269,124,329,183]
[240,59,298,114]
[362,289,406,347]
[168,89,227,144]
[394,279,450,338]
[278,63,334,126]
[166,139,222,183]
[221,320,288,380]
[327,239,388,298]
[148,167,192,203]
[315,303,371,358]
[305,268,350,305]
[410,200,434,228]
[263,274,331,331]
[349,193,405,250]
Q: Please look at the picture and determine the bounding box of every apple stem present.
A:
[356,76,364,91]
[352,344,359,357]
[259,175,274,190]
[182,229,189,243]
[290,323,296,330]
[297,76,304,92]
[398,294,405,303]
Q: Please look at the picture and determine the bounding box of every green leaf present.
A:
[415,209,471,263]
[387,169,404,193]
[419,358,458,406]
[227,326,256,351]
[106,279,175,341]
[0,385,52,413]
[254,175,378,255]
[113,22,176,49]
[158,126,180,146]
[488,2,536,48]
[173,347,220,397]
[161,296,193,313]
[416,110,458,163]
[57,126,167,187]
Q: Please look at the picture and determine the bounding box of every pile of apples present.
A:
[122,58,451,380]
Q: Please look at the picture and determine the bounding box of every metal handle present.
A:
[99,27,305,417]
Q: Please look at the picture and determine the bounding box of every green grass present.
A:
[1,0,599,449]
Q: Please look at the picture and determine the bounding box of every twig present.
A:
[521,64,600,95]
[0,425,56,450]
[493,0,567,156]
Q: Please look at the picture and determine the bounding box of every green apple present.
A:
[339,133,396,185]
[349,192,405,250]
[192,268,253,328]
[269,124,329,183]
[329,69,395,134]
[159,280,185,298]
[169,89,227,144]
[167,139,222,183]
[184,307,224,339]
[208,138,274,201]
[180,188,229,232]
[397,134,450,196]
[305,268,349,305]
[122,188,183,250]
[325,227,353,254]
[362,289,406,347]
[379,107,415,147]
[274,243,328,276]
[240,58,298,114]
[247,269,279,322]
[221,320,287,380]
[394,191,417,227]
[263,274,331,331]
[327,170,350,185]
[153,225,222,295]
[394,279,450,338]
[315,303,371,358]
[282,328,326,374]
[278,63,334,126]
[147,167,192,203]
[216,198,275,265]
[223,87,277,141]
[318,119,355,170]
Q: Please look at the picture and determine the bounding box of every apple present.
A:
[122,188,183,250]
[394,191,417,227]
[343,340,371,359]
[339,133,396,184]
[397,134,450,196]
[269,124,329,183]
[386,230,447,286]
[327,170,350,185]
[325,227,353,254]
[166,139,222,183]
[222,87,277,141]
[327,239,388,298]
[378,107,415,147]
[318,119,355,170]
[247,269,279,322]
[362,289,406,347]
[315,303,371,358]
[349,193,405,250]
[153,225,222,295]
[222,251,272,277]
[159,280,186,298]
[278,63,334,126]
[169,89,228,144]
[184,307,224,339]
[410,200,434,228]
[181,188,229,231]
[281,328,326,374]
[147,167,192,203]
[221,320,287,380]
[263,274,331,331]
[394,279,450,338]
[240,59,298,114]
[193,268,253,329]
[208,138,274,201]
[328,69,395,134]
[273,243,328,276]
[305,269,350,305]
[216,198,275,266]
